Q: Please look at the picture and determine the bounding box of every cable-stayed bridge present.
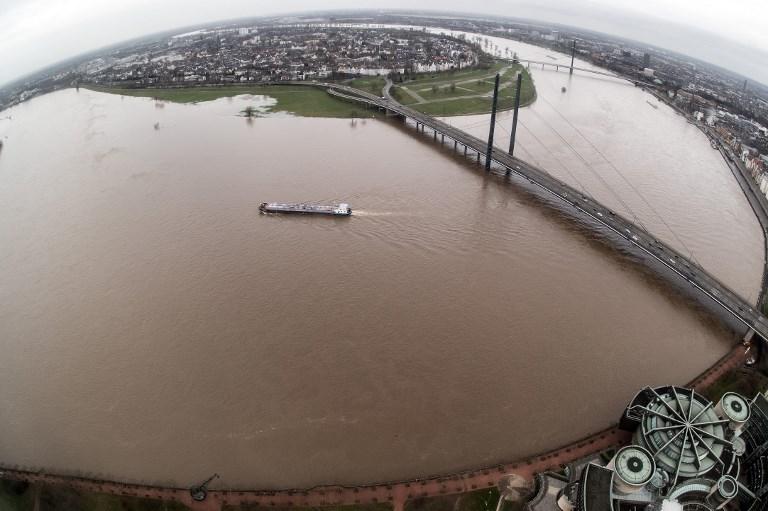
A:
[325,81,768,341]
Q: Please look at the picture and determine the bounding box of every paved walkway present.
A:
[395,66,515,105]
[398,86,425,104]
[0,344,748,511]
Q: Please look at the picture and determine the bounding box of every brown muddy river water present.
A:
[0,41,763,489]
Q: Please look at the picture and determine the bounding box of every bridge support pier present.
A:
[441,134,445,144]
[464,146,468,156]
[454,141,457,151]
[476,152,481,164]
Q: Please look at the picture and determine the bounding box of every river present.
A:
[0,27,763,490]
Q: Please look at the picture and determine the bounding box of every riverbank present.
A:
[84,61,536,119]
[649,87,768,314]
[0,343,749,511]
[84,84,379,118]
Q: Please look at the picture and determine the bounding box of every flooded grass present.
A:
[85,85,378,118]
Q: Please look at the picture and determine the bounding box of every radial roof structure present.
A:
[630,386,731,486]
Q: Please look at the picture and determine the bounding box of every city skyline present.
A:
[3,5,768,511]
[1,0,768,88]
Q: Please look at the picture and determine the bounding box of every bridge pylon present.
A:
[570,40,576,75]
[508,73,523,159]
[485,73,501,171]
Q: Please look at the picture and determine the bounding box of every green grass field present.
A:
[405,487,525,511]
[346,76,387,96]
[391,62,535,116]
[224,503,392,511]
[701,367,768,403]
[85,85,377,118]
[0,481,190,511]
[87,61,535,119]
[396,63,507,88]
[0,481,34,511]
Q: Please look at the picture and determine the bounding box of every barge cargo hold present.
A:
[259,202,352,216]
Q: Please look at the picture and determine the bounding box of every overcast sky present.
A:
[2,0,767,87]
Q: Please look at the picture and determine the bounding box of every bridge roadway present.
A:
[516,59,663,88]
[325,82,768,341]
[518,59,618,78]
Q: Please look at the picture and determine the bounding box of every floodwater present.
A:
[377,23,765,302]
[0,36,763,490]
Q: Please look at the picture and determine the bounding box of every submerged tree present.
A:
[243,106,257,118]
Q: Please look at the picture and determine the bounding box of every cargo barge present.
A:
[259,202,352,216]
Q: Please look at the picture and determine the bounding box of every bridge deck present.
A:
[503,59,658,88]
[326,83,768,340]
[517,59,618,79]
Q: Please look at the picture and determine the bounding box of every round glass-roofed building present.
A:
[716,392,751,430]
[526,385,766,511]
[624,386,731,486]
[609,445,655,494]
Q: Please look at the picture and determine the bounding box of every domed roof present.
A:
[614,446,655,487]
[720,392,750,422]
[632,386,730,486]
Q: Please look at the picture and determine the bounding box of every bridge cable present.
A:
[522,107,651,234]
[425,110,614,220]
[403,98,677,258]
[453,116,501,131]
[443,111,590,195]
[493,118,589,195]
[508,118,590,195]
[490,119,542,167]
[433,115,546,168]
[535,94,701,266]
[513,141,544,169]
[440,114,560,174]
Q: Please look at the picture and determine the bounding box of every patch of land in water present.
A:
[84,61,536,118]
[83,84,378,118]
[389,62,536,116]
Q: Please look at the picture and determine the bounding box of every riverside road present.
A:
[325,82,768,341]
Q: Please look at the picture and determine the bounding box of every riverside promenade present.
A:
[0,344,749,511]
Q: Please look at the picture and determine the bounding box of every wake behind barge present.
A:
[259,202,352,216]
